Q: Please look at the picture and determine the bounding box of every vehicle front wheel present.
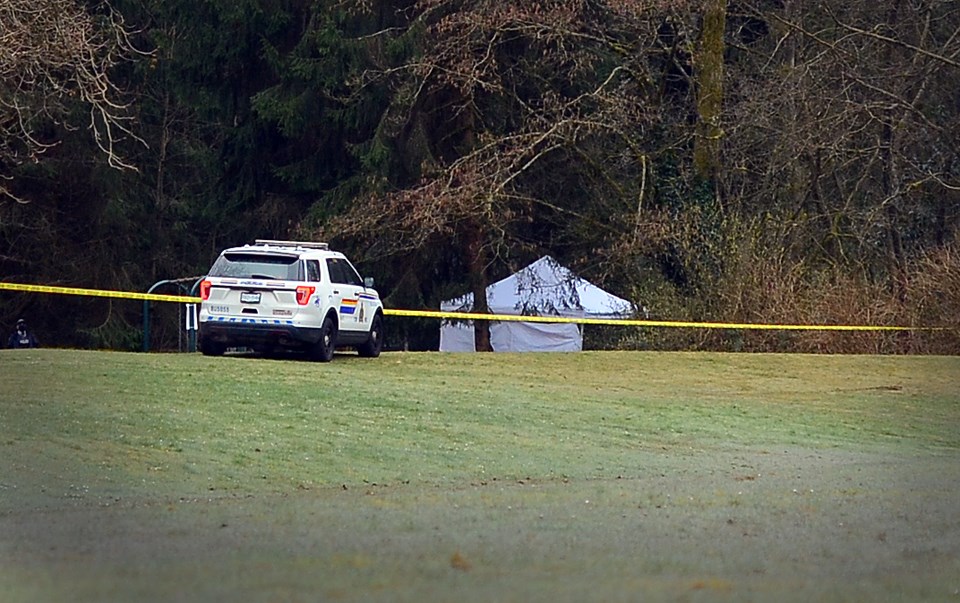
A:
[310,315,337,362]
[358,313,383,358]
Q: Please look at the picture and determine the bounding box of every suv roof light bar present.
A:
[253,239,329,250]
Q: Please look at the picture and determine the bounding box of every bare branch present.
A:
[1,0,148,200]
[827,6,960,70]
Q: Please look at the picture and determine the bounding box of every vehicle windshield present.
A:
[208,253,302,280]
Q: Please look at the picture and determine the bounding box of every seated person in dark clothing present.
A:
[8,319,38,348]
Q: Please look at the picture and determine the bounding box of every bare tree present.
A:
[321,0,674,348]
[727,0,960,271]
[0,0,143,203]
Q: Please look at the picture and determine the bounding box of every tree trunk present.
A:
[693,0,726,187]
[881,0,906,280]
[456,89,493,352]
[464,217,492,352]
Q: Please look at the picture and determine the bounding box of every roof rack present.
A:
[253,239,329,250]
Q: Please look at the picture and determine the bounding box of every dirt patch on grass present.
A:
[3,446,959,602]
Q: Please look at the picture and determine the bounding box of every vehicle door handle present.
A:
[333,290,340,295]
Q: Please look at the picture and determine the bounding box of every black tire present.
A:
[310,314,337,362]
[200,335,226,357]
[358,312,383,358]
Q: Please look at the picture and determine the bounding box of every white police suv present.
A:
[198,239,383,361]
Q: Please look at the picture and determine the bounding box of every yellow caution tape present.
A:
[1,281,944,331]
[0,281,200,304]
[383,309,936,331]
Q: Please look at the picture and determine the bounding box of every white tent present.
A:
[439,256,633,352]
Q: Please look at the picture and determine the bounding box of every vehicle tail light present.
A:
[200,280,212,301]
[296,285,315,306]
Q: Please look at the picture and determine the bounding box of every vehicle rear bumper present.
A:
[200,318,321,349]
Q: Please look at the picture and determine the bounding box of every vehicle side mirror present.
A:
[364,276,375,289]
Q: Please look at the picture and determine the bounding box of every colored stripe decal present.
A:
[340,298,358,314]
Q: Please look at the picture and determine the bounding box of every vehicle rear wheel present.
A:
[358,313,383,358]
[199,335,226,357]
[310,315,337,362]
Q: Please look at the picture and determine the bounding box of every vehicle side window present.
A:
[326,258,362,286]
[306,260,321,282]
[342,260,363,286]
[326,259,343,284]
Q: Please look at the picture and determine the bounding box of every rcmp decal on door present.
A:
[359,293,378,323]
[340,293,377,323]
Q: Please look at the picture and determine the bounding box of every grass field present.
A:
[1,349,959,602]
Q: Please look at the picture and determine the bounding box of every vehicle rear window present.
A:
[208,253,302,280]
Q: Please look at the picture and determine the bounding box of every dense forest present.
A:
[1,0,958,353]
